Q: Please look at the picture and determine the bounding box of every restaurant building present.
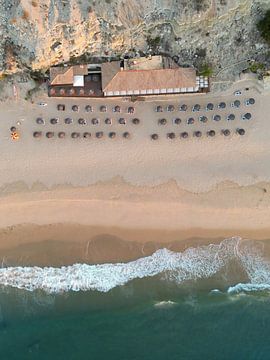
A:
[48,55,209,97]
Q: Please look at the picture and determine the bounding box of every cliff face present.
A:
[0,0,269,79]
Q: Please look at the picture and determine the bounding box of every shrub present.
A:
[198,63,213,77]
[257,10,270,44]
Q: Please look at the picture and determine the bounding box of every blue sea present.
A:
[1,237,270,359]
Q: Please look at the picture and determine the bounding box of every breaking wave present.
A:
[0,237,270,293]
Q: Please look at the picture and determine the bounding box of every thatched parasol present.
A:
[181,132,188,138]
[167,132,176,139]
[222,129,230,136]
[108,132,116,139]
[78,118,87,125]
[33,131,42,138]
[119,118,126,125]
[71,132,80,138]
[91,118,99,125]
[105,118,112,125]
[213,114,221,122]
[46,132,54,138]
[207,130,215,137]
[83,132,91,139]
[158,118,167,125]
[72,105,79,112]
[151,134,159,140]
[187,117,195,125]
[58,132,66,139]
[206,103,214,111]
[96,131,104,138]
[64,118,73,124]
[85,105,93,112]
[36,117,45,125]
[132,118,140,125]
[123,132,130,139]
[174,118,181,125]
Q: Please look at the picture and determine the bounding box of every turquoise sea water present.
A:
[1,238,270,359]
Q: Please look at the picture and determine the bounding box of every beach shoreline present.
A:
[0,176,270,266]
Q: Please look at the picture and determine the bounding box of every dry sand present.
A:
[0,77,270,265]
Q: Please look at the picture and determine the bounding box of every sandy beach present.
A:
[0,76,270,265]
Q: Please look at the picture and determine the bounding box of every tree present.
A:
[257,10,270,44]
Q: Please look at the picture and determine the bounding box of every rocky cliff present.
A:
[0,0,269,79]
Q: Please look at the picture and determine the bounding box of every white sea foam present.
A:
[0,237,269,293]
[154,300,176,308]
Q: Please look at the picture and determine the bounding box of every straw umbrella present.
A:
[132,118,140,125]
[158,118,167,125]
[71,132,80,139]
[207,130,215,137]
[91,118,99,125]
[194,131,202,137]
[105,118,112,125]
[199,115,207,123]
[85,105,93,112]
[72,105,79,112]
[156,105,163,112]
[242,113,251,120]
[119,118,126,125]
[222,129,230,136]
[64,118,73,124]
[236,128,245,136]
[213,114,221,122]
[123,132,130,139]
[187,117,195,125]
[218,102,226,109]
[57,104,65,111]
[58,132,66,139]
[192,104,200,112]
[36,117,45,125]
[174,118,181,125]
[151,134,159,140]
[181,132,188,138]
[78,118,87,125]
[179,104,187,111]
[50,118,59,125]
[100,105,107,112]
[33,131,42,138]
[83,132,91,139]
[128,106,135,114]
[46,132,54,138]
[167,132,176,139]
[96,131,104,139]
[114,105,121,112]
[227,114,235,121]
[167,105,175,112]
[233,100,240,108]
[108,132,116,139]
[246,98,255,105]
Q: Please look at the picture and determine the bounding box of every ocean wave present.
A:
[154,300,177,308]
[0,237,270,293]
[227,283,270,294]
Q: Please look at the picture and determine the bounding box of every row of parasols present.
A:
[32,128,246,140]
[33,131,132,139]
[158,113,252,125]
[57,104,135,113]
[151,128,246,140]
[36,117,140,125]
[155,98,255,112]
